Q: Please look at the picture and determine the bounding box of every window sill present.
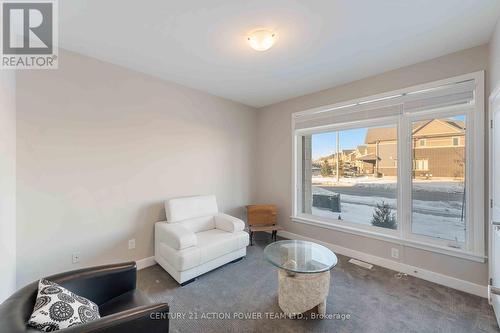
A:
[291,215,487,263]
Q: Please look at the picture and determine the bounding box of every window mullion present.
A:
[399,110,411,241]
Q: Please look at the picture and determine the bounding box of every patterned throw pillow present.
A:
[28,279,100,332]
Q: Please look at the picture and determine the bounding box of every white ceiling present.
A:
[59,0,500,108]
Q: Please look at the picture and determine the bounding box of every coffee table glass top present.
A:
[264,240,338,274]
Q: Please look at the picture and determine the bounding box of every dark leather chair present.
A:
[0,262,169,333]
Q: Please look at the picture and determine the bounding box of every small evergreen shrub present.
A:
[371,201,397,229]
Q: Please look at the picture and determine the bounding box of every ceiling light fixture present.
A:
[247,29,277,51]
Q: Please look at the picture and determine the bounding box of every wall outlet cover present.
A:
[72,252,80,264]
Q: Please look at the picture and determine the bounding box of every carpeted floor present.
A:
[138,235,499,333]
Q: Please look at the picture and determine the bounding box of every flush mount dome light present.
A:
[247,29,277,51]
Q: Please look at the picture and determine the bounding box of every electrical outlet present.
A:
[128,239,136,250]
[391,248,399,259]
[72,252,80,264]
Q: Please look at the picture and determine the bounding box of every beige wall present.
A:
[490,19,500,93]
[15,50,257,286]
[256,45,489,285]
[0,71,16,302]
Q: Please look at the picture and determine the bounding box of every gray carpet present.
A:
[138,236,499,333]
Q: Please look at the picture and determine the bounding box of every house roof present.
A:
[357,153,377,161]
[364,118,465,144]
[442,119,465,130]
[412,119,465,136]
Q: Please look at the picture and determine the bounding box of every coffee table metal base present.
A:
[277,269,330,318]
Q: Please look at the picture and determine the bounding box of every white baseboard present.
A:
[136,256,156,270]
[278,230,488,298]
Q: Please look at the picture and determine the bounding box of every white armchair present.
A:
[155,195,249,285]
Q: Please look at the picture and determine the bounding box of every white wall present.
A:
[491,19,500,93]
[9,37,498,292]
[15,50,257,286]
[256,45,490,287]
[0,71,16,302]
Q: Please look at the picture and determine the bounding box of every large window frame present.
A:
[295,116,402,238]
[291,72,485,262]
[404,107,472,249]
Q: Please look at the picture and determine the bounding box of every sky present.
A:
[311,115,465,160]
[311,128,369,160]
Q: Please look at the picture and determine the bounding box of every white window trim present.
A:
[291,71,485,262]
[291,215,485,262]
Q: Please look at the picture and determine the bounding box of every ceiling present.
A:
[59,0,500,108]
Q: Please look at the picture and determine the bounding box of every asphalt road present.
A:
[318,185,464,202]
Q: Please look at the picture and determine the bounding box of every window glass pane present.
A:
[301,124,398,230]
[411,115,466,244]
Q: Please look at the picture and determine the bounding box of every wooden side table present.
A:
[246,205,282,245]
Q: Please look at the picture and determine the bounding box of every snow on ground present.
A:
[312,186,462,216]
[311,186,465,242]
[312,176,465,193]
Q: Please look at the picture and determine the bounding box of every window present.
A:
[414,160,428,171]
[411,116,466,245]
[304,124,398,230]
[293,72,484,260]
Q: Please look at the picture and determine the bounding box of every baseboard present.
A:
[136,256,156,270]
[278,230,488,298]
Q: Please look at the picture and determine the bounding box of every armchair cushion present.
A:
[98,290,149,317]
[158,229,248,271]
[165,195,218,223]
[28,279,100,332]
[155,222,197,250]
[214,213,245,233]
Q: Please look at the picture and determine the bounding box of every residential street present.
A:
[318,184,464,202]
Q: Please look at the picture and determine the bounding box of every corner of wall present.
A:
[0,70,17,302]
[489,18,500,94]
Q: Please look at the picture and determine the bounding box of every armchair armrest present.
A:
[51,262,137,306]
[155,222,197,250]
[214,213,245,233]
[63,303,169,333]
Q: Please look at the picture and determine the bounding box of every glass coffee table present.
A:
[264,240,338,317]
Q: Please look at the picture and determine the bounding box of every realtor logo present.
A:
[1,0,58,69]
